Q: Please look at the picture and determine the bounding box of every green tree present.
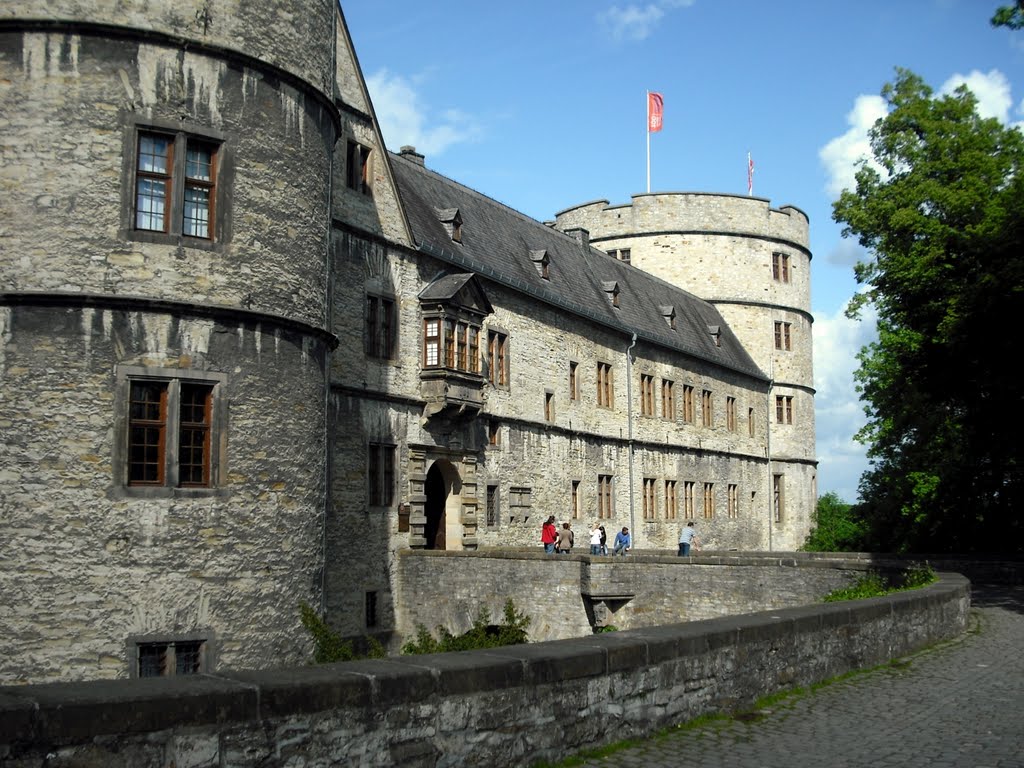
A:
[802,492,867,552]
[832,69,1024,554]
[991,3,1024,30]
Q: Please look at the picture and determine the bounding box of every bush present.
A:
[299,602,385,663]
[401,598,531,655]
[823,562,936,602]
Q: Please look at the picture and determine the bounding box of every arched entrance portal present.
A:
[423,459,463,550]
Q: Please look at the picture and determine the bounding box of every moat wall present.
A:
[0,562,971,768]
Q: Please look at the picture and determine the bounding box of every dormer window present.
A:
[707,324,721,347]
[659,305,676,330]
[602,281,620,308]
[530,249,550,280]
[436,207,462,243]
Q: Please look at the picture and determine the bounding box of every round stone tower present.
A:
[554,193,816,549]
[0,1,339,681]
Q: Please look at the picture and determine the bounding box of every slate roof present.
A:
[389,151,768,382]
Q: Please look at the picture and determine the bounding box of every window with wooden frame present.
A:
[486,484,499,527]
[775,395,794,424]
[133,638,207,678]
[748,407,755,437]
[772,252,791,283]
[597,362,614,408]
[424,316,481,374]
[598,474,614,519]
[683,481,695,519]
[487,420,501,447]
[544,391,555,423]
[701,389,713,427]
[487,330,508,386]
[728,484,739,518]
[366,295,396,359]
[125,375,220,489]
[726,396,737,432]
[134,130,219,240]
[423,318,441,367]
[643,477,657,519]
[662,379,676,420]
[665,480,678,520]
[774,321,792,351]
[347,140,372,195]
[569,361,579,401]
[571,480,581,520]
[368,442,395,507]
[640,374,655,416]
[681,384,695,424]
[773,473,785,522]
[703,482,715,519]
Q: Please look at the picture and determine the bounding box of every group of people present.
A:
[542,517,701,557]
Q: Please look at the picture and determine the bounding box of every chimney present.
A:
[399,145,425,166]
[564,227,590,249]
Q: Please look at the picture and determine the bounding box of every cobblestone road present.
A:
[561,584,1024,768]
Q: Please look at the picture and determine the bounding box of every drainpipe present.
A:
[626,333,637,548]
[766,358,774,553]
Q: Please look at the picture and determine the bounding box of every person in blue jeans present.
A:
[678,521,699,556]
[612,527,631,555]
[589,523,603,555]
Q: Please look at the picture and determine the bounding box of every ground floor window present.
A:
[133,638,207,677]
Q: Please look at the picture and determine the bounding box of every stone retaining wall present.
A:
[0,572,970,768]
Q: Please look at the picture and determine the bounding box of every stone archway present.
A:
[422,459,464,550]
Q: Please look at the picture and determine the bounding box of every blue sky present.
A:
[340,1,1024,503]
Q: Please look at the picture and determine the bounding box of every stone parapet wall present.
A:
[0,573,970,767]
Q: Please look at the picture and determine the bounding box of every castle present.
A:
[0,0,815,683]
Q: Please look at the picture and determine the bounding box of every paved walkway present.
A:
[561,584,1024,768]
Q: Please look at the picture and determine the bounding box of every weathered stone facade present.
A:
[0,1,817,682]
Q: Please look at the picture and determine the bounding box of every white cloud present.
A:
[818,94,888,199]
[598,0,695,42]
[813,300,877,502]
[940,68,1013,122]
[365,69,481,156]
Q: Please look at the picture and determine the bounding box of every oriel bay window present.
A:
[119,368,226,492]
[133,129,221,241]
[423,316,481,374]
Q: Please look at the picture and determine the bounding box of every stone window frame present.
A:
[661,378,676,421]
[665,479,678,520]
[597,473,614,519]
[597,361,614,409]
[703,482,716,519]
[639,373,655,417]
[701,389,714,427]
[726,396,737,432]
[366,293,397,360]
[347,140,373,196]
[775,395,794,424]
[772,251,791,283]
[127,631,214,679]
[112,366,228,499]
[368,441,396,508]
[486,328,509,388]
[774,320,792,351]
[122,117,229,250]
[773,474,785,523]
[642,477,657,519]
[569,360,579,401]
[486,483,500,528]
[681,384,695,424]
[728,483,739,519]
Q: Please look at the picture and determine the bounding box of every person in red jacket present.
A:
[541,516,558,554]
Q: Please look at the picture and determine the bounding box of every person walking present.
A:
[612,526,631,556]
[541,516,558,554]
[678,521,700,556]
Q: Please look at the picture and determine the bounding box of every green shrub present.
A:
[823,562,936,602]
[401,598,531,655]
[299,602,386,663]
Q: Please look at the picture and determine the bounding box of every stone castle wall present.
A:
[0,569,971,767]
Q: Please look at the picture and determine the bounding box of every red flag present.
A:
[747,152,754,195]
[648,92,664,133]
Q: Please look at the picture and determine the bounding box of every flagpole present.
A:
[646,91,651,193]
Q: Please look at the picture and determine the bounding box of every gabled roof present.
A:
[390,150,767,382]
[418,272,494,317]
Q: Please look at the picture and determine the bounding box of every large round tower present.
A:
[554,193,816,549]
[0,1,339,681]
